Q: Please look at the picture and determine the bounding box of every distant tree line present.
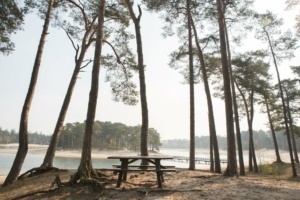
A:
[57,121,162,151]
[0,121,162,151]
[162,130,299,151]
[0,128,50,145]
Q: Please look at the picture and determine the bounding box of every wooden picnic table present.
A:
[107,155,175,188]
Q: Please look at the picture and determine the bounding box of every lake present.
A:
[0,148,278,176]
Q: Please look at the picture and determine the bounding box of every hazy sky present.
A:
[0,1,299,140]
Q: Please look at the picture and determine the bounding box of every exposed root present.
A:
[18,167,59,180]
[80,178,104,192]
[12,188,57,200]
[69,166,106,192]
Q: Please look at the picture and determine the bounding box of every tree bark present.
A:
[124,1,149,162]
[264,96,282,162]
[284,88,300,163]
[264,28,297,177]
[41,50,86,168]
[224,20,245,176]
[216,0,237,176]
[190,14,220,173]
[187,0,195,170]
[249,89,259,172]
[41,8,97,168]
[3,0,54,187]
[71,0,105,182]
[235,81,258,172]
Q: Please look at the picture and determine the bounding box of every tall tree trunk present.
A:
[224,20,245,176]
[249,89,258,172]
[71,0,105,183]
[41,16,98,168]
[124,1,149,161]
[187,0,195,170]
[41,0,97,168]
[216,0,237,176]
[264,96,282,162]
[3,0,54,187]
[235,82,258,172]
[190,15,221,173]
[210,133,214,172]
[284,90,300,163]
[264,29,297,177]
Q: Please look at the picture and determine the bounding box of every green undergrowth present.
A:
[259,162,300,181]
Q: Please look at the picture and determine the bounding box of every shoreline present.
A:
[0,145,292,185]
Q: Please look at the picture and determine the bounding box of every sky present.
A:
[0,1,299,140]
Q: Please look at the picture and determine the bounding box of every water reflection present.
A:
[0,154,120,175]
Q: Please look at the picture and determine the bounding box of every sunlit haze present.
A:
[0,0,299,140]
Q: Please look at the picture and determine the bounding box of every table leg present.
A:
[116,159,128,187]
[116,167,123,188]
[155,159,163,188]
[123,159,129,180]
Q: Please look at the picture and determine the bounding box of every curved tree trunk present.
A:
[190,15,221,173]
[265,29,297,177]
[71,0,105,183]
[124,1,149,162]
[41,51,85,168]
[41,9,97,167]
[216,0,237,176]
[3,0,54,187]
[264,96,282,162]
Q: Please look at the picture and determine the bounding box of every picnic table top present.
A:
[107,155,174,160]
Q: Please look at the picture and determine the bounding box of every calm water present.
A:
[0,148,230,176]
[0,153,123,176]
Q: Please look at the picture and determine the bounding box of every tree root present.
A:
[12,188,58,200]
[12,175,67,200]
[18,167,59,180]
[80,178,104,192]
[50,175,70,192]
[69,169,107,192]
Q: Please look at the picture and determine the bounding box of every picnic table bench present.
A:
[106,155,176,188]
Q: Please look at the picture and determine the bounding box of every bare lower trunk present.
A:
[249,91,258,172]
[265,97,281,162]
[71,0,105,183]
[190,14,220,173]
[41,41,90,168]
[286,98,299,163]
[41,66,81,168]
[265,29,297,176]
[249,135,253,171]
[124,1,149,165]
[225,20,245,176]
[187,0,195,170]
[216,0,237,176]
[3,0,54,187]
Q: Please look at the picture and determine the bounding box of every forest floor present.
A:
[0,162,300,200]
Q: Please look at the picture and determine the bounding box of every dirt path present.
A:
[0,165,300,200]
